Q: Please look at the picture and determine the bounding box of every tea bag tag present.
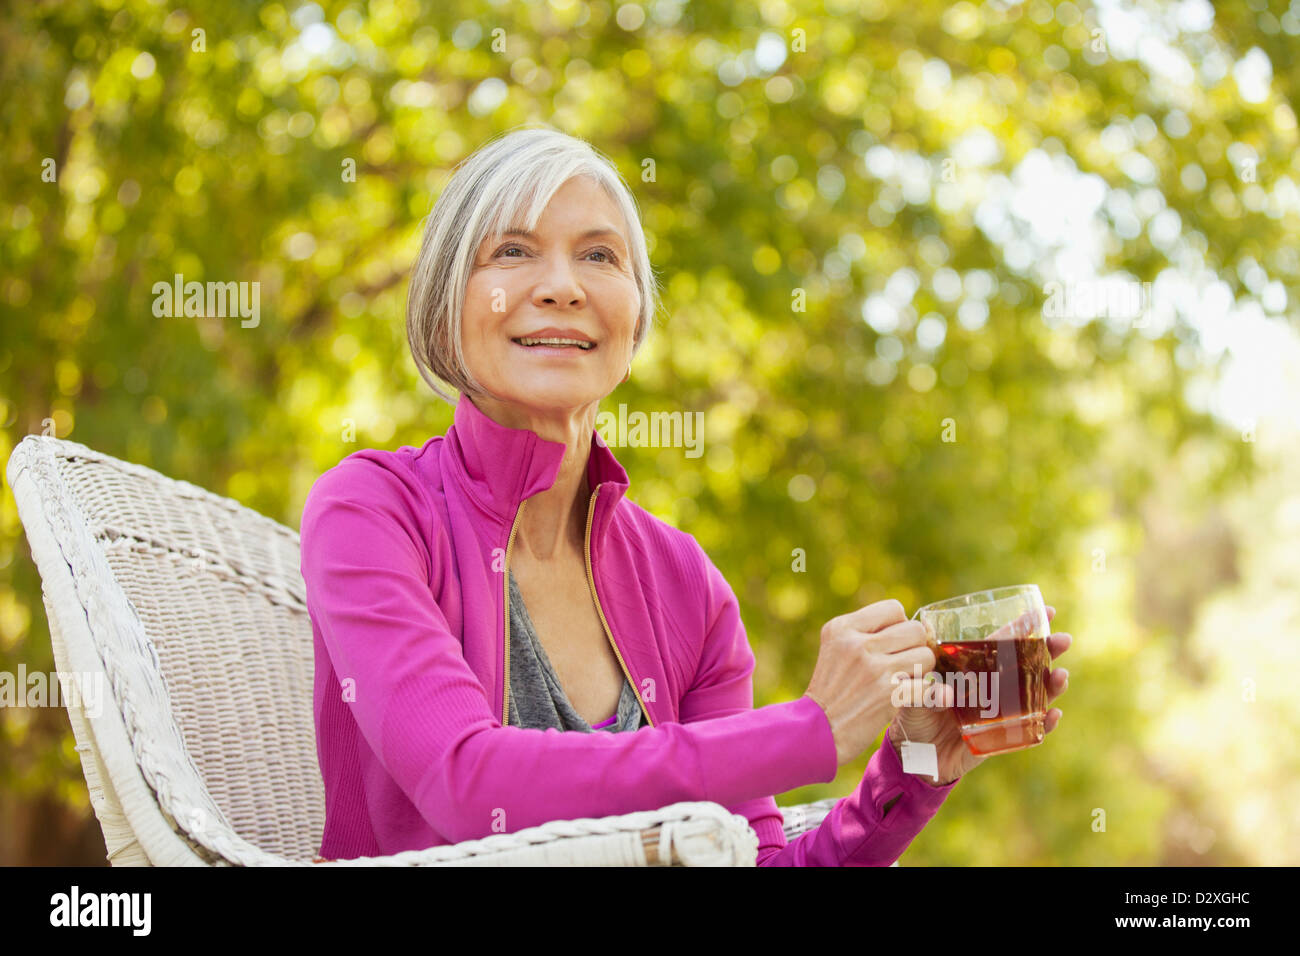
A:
[900,741,939,781]
[896,723,940,782]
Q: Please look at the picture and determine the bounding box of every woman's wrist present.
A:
[887,719,958,787]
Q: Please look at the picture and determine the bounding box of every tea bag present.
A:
[895,721,939,782]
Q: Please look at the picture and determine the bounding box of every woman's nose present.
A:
[531,254,585,305]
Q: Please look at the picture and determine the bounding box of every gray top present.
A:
[506,569,645,733]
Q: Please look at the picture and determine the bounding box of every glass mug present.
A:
[911,584,1052,757]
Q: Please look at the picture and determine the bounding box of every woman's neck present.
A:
[516,443,591,560]
[466,392,597,560]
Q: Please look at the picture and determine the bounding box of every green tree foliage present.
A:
[2,0,1296,864]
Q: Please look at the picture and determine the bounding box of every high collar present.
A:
[445,395,630,542]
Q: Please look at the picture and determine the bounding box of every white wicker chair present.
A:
[5,435,841,866]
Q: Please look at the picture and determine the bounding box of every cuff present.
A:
[867,727,960,822]
[789,694,840,785]
[830,734,961,866]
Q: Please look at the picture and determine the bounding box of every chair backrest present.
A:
[18,437,324,862]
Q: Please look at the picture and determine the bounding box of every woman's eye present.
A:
[494,244,616,262]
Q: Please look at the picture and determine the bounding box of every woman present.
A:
[300,125,1072,865]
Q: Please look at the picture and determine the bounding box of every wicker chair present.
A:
[5,435,843,866]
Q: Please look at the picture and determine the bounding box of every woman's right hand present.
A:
[803,599,936,767]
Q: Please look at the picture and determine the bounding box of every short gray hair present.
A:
[406,124,661,405]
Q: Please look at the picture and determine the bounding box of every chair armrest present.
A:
[309,800,758,867]
[780,798,904,866]
[780,797,840,842]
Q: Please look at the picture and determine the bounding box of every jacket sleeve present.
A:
[299,458,839,848]
[678,546,959,867]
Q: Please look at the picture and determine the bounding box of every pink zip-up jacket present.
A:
[300,394,959,865]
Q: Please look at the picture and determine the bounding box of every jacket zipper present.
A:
[585,486,654,728]
[501,499,526,726]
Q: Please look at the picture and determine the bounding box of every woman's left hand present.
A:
[887,605,1071,786]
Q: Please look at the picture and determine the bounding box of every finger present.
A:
[1047,633,1072,660]
[1046,605,1056,623]
[887,642,939,677]
[1045,667,1069,704]
[872,619,931,654]
[840,599,906,635]
[1044,707,1062,734]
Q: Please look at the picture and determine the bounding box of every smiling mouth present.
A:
[511,337,596,351]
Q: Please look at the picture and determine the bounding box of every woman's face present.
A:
[461,175,639,418]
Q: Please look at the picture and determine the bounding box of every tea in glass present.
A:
[913,585,1051,756]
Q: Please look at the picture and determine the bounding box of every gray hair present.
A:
[405,124,661,405]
